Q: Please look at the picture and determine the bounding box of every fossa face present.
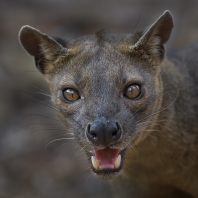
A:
[19,11,173,179]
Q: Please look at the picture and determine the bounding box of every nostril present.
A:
[112,130,118,138]
[87,124,98,141]
[87,124,91,134]
[90,131,97,139]
[112,121,121,140]
[116,121,120,130]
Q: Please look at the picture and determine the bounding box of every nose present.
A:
[86,117,121,146]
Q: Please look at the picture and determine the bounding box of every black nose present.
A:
[86,117,121,146]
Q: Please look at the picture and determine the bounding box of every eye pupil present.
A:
[63,88,80,102]
[124,84,141,99]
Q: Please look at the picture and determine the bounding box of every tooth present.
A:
[91,156,99,170]
[114,155,121,169]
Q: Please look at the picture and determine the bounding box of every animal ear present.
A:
[131,10,173,62]
[19,25,67,74]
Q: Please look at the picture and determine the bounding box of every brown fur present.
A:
[19,10,198,198]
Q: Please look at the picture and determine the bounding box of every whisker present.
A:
[3,89,78,129]
[31,85,50,95]
[21,113,79,131]
[59,141,77,148]
[45,137,75,149]
[136,119,168,127]
[121,170,130,179]
[137,129,161,134]
[73,145,86,160]
[30,128,72,133]
[135,133,157,141]
[15,123,67,133]
[7,89,58,112]
[2,88,85,138]
[128,144,138,156]
[134,88,178,119]
[136,89,179,124]
[132,4,143,34]
[37,92,51,98]
[21,113,63,123]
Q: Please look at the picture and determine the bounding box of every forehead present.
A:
[54,33,150,86]
[64,37,141,76]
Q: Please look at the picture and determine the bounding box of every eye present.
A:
[124,84,141,99]
[63,88,80,102]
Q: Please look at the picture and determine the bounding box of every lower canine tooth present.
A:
[91,156,99,170]
[114,154,121,169]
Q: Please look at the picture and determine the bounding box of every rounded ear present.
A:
[131,10,173,61]
[19,25,67,74]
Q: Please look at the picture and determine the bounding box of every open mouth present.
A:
[90,147,124,174]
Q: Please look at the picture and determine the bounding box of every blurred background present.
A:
[0,0,198,197]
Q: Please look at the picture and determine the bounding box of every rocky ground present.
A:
[0,0,198,197]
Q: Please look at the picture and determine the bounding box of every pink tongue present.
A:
[94,148,119,168]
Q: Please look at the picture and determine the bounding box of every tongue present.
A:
[94,148,119,168]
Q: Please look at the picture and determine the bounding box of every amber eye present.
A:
[63,88,80,102]
[124,84,141,99]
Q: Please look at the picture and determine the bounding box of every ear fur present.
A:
[19,25,67,74]
[131,10,173,62]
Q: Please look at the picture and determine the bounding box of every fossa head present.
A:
[19,11,173,179]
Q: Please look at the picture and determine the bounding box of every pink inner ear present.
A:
[20,27,42,56]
